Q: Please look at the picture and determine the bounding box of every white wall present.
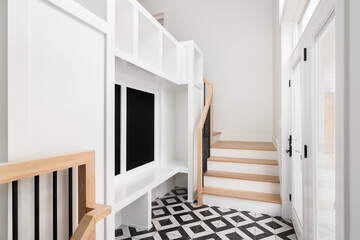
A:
[0,1,8,239]
[8,0,106,239]
[273,0,282,146]
[346,0,360,238]
[139,0,274,142]
[73,0,107,20]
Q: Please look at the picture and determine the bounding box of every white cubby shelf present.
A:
[115,0,188,85]
[114,161,187,213]
[113,0,204,231]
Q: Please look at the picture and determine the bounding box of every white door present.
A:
[314,15,336,240]
[288,1,336,239]
[291,59,304,238]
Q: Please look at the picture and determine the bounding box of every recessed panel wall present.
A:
[73,0,107,20]
[8,0,106,238]
[126,88,155,171]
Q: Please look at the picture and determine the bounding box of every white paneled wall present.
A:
[4,0,204,238]
[73,0,107,20]
[7,0,106,238]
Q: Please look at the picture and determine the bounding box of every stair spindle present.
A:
[53,172,57,240]
[68,168,73,239]
[35,176,40,240]
[12,181,18,240]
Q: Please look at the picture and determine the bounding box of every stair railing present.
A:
[0,151,111,240]
[197,78,213,206]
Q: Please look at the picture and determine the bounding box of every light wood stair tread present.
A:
[211,141,276,151]
[203,186,282,204]
[208,156,278,165]
[204,170,280,183]
[212,131,222,136]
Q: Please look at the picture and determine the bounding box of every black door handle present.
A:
[286,135,292,157]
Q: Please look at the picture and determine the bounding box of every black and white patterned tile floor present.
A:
[115,187,297,240]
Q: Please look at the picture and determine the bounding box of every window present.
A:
[279,0,285,20]
[298,0,320,34]
[315,17,336,239]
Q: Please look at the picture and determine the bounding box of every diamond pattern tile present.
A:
[115,187,297,240]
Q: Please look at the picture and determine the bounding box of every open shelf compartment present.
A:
[162,34,178,79]
[138,12,161,68]
[115,0,134,55]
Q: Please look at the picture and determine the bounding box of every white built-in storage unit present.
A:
[3,0,203,238]
[114,0,203,230]
[115,0,184,85]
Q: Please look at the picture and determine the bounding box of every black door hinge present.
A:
[304,48,308,61]
[304,145,308,158]
[289,194,292,202]
[289,80,291,87]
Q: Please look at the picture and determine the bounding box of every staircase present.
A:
[202,137,281,216]
[197,78,281,216]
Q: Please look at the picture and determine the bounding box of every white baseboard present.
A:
[203,194,281,217]
[292,208,303,240]
[192,188,198,203]
[115,212,122,229]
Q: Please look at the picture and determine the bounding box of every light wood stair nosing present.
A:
[211,140,277,151]
[204,170,280,183]
[202,186,282,204]
[208,156,278,166]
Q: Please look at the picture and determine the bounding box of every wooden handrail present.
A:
[71,204,111,240]
[197,78,213,205]
[0,151,93,184]
[0,151,111,239]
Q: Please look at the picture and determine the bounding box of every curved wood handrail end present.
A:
[71,215,95,240]
[87,203,112,223]
[71,204,111,240]
[203,78,213,87]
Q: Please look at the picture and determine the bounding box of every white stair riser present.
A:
[213,134,221,144]
[203,194,281,217]
[211,148,277,160]
[208,161,279,175]
[204,176,280,194]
